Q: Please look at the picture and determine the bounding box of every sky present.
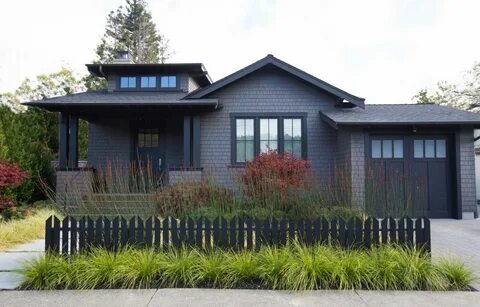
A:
[1,0,480,104]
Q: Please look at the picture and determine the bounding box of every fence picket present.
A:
[154,218,161,249]
[61,216,69,254]
[263,219,271,245]
[364,218,372,249]
[238,218,245,249]
[120,218,128,248]
[321,218,329,244]
[104,217,111,250]
[388,217,397,244]
[255,218,262,250]
[79,217,86,252]
[221,218,228,247]
[230,218,237,248]
[338,218,346,247]
[406,217,414,247]
[45,216,53,252]
[179,218,186,245]
[415,218,425,250]
[162,217,170,250]
[330,218,338,245]
[145,217,153,247]
[381,218,388,244]
[70,217,77,254]
[188,218,195,246]
[112,217,119,252]
[196,217,203,248]
[279,219,287,246]
[423,217,431,253]
[213,217,220,246]
[86,218,94,251]
[346,218,354,247]
[95,217,103,247]
[372,218,380,246]
[271,218,278,245]
[398,217,406,245]
[171,218,178,247]
[204,217,211,250]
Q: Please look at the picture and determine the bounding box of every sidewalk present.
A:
[0,240,44,289]
[0,289,479,307]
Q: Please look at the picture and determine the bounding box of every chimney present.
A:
[112,50,133,64]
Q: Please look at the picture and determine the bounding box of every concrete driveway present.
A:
[431,219,480,289]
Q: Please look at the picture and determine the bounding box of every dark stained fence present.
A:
[45,216,431,255]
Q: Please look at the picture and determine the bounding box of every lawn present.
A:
[0,208,56,251]
[20,244,474,290]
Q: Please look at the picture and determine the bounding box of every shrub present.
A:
[0,160,28,217]
[20,245,474,291]
[155,180,233,218]
[241,151,312,205]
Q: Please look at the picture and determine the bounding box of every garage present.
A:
[366,134,455,218]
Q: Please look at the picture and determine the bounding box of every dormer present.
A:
[86,52,212,93]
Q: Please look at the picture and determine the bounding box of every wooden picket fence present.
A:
[45,216,431,255]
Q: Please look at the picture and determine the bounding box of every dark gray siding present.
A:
[458,126,477,216]
[200,67,340,187]
[88,117,184,170]
[88,119,132,168]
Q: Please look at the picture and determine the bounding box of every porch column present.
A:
[192,115,201,168]
[183,115,191,167]
[68,114,79,169]
[58,112,69,169]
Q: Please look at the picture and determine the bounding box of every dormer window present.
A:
[140,76,156,88]
[161,76,177,88]
[120,76,137,88]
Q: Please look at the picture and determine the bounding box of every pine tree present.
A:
[95,0,171,64]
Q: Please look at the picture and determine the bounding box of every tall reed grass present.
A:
[20,244,475,291]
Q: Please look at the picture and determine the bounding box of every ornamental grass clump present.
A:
[20,244,475,291]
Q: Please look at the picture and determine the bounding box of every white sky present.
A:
[1,0,479,104]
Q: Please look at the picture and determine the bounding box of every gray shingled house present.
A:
[26,54,480,219]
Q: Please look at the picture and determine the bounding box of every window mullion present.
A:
[278,117,284,154]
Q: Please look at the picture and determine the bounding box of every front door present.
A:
[135,124,166,183]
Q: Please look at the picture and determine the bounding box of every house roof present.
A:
[184,54,366,108]
[86,63,212,87]
[319,103,480,128]
[23,90,219,111]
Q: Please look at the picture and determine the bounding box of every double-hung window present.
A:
[233,115,305,164]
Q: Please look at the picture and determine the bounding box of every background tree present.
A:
[95,0,171,64]
[0,68,87,204]
[413,62,480,112]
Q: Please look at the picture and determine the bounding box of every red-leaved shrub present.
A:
[241,151,312,202]
[0,161,28,210]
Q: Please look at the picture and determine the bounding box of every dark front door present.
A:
[367,134,455,218]
[135,124,166,181]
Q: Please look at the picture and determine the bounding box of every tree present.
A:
[0,160,28,212]
[413,62,480,112]
[95,0,171,64]
[0,68,88,203]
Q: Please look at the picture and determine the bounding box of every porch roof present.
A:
[319,103,480,128]
[23,90,220,111]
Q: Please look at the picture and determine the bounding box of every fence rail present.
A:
[45,216,431,255]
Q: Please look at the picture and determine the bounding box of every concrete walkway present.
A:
[0,240,43,290]
[430,219,480,289]
[0,289,479,307]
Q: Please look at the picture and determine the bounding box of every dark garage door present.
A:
[367,135,455,218]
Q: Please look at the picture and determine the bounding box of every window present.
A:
[284,118,302,157]
[414,139,446,158]
[232,115,305,164]
[120,76,136,88]
[141,76,156,88]
[138,128,159,148]
[371,139,403,159]
[236,119,254,163]
[260,119,278,152]
[161,76,177,88]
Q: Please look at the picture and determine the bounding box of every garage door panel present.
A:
[410,161,428,217]
[427,160,450,217]
[385,161,406,217]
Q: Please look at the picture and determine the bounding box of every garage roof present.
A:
[320,103,480,128]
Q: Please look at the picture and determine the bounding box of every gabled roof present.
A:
[185,54,365,108]
[319,103,480,128]
[86,63,212,87]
